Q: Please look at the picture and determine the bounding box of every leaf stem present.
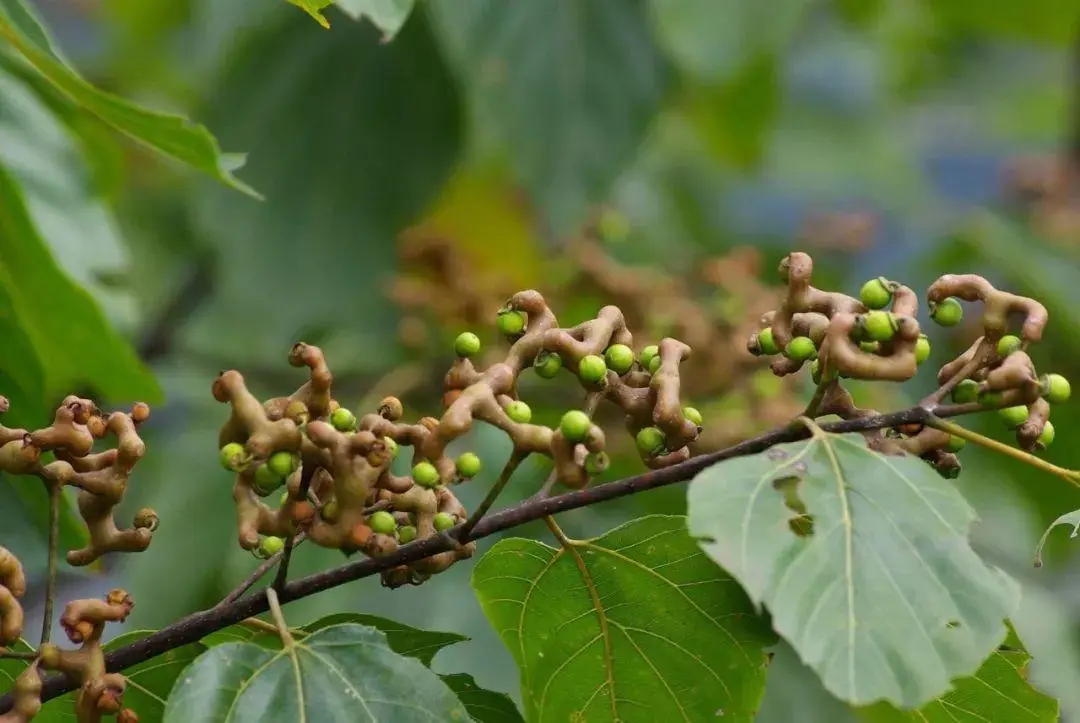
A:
[39,480,60,646]
[265,588,294,649]
[0,650,37,661]
[457,451,526,540]
[929,418,1080,488]
[273,464,318,591]
[542,515,577,547]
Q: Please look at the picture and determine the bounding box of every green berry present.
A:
[219,442,247,471]
[997,335,1022,358]
[647,354,662,375]
[383,437,398,459]
[578,355,608,384]
[497,310,527,337]
[369,510,397,536]
[454,332,482,358]
[978,390,1003,407]
[931,298,963,327]
[321,499,339,522]
[859,278,892,310]
[397,525,417,543]
[862,311,898,342]
[560,410,592,443]
[330,407,357,432]
[952,379,979,404]
[534,351,562,379]
[433,512,456,532]
[604,344,635,375]
[683,406,703,427]
[784,336,817,362]
[412,461,440,488]
[253,464,285,496]
[998,405,1029,430]
[267,450,299,478]
[506,400,532,423]
[259,536,285,557]
[1037,421,1056,449]
[946,435,966,453]
[1042,373,1072,404]
[636,427,666,456]
[914,335,931,365]
[455,452,482,479]
[756,329,780,356]
[640,345,660,368]
[860,341,880,354]
[809,359,822,385]
[585,452,609,476]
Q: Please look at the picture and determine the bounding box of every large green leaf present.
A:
[0,0,255,196]
[687,430,1021,708]
[162,624,470,722]
[858,626,1059,722]
[441,673,524,723]
[430,0,669,236]
[472,514,775,723]
[185,8,460,367]
[649,0,811,84]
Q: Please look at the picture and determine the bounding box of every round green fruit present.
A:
[253,464,285,496]
[647,354,662,375]
[397,525,417,543]
[977,390,1003,407]
[369,510,397,536]
[534,352,562,379]
[219,442,247,471]
[604,344,635,375]
[259,536,284,557]
[639,345,660,369]
[455,452,482,479]
[383,437,398,459]
[914,335,931,365]
[330,407,357,432]
[1038,421,1055,449]
[560,410,592,443]
[946,435,966,453]
[321,499,339,522]
[578,355,608,384]
[497,310,527,337]
[412,461,440,488]
[859,341,880,354]
[859,278,892,310]
[931,298,964,327]
[1042,373,1071,404]
[951,379,979,404]
[996,335,1022,358]
[756,329,780,356]
[454,332,482,358]
[809,359,822,385]
[862,311,898,342]
[506,400,532,424]
[785,336,816,362]
[636,427,665,456]
[267,450,299,478]
[433,512,456,532]
[998,405,1029,430]
[585,452,609,476]
[683,406,703,427]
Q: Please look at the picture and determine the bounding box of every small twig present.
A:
[536,390,605,500]
[921,346,986,408]
[803,379,836,419]
[265,588,294,648]
[217,531,307,609]
[542,515,575,547]
[0,650,37,661]
[39,481,60,646]
[929,418,1080,488]
[273,465,318,591]
[457,451,527,540]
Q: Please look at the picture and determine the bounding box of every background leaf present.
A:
[441,672,524,723]
[472,514,775,723]
[336,0,415,38]
[162,623,470,722]
[687,430,1021,707]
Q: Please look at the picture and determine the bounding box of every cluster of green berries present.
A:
[859,275,964,328]
[951,372,1070,451]
[219,443,300,497]
[633,407,702,457]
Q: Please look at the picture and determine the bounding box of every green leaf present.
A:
[0,0,257,196]
[430,0,669,235]
[648,0,811,84]
[286,0,333,28]
[1034,508,1080,568]
[0,162,160,403]
[857,626,1059,722]
[472,514,775,723]
[0,638,34,689]
[185,9,460,367]
[336,0,415,38]
[926,0,1077,44]
[162,624,470,722]
[687,430,1022,707]
[441,673,524,723]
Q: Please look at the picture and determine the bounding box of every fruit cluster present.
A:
[747,252,1070,477]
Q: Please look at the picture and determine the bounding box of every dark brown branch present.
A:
[0,400,986,712]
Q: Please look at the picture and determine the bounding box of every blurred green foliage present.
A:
[4,0,1080,718]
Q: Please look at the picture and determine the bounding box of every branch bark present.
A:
[0,400,982,712]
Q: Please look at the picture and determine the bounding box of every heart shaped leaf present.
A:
[472,514,775,722]
[687,429,1021,708]
[163,623,469,722]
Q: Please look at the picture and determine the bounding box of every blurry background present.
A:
[4,0,1080,719]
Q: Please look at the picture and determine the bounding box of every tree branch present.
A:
[0,400,995,711]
